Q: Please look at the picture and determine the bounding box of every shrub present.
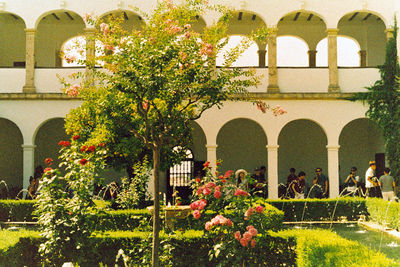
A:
[0,200,35,222]
[366,198,400,230]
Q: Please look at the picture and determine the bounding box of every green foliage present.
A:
[278,229,399,267]
[351,21,400,180]
[0,200,35,222]
[94,209,152,231]
[265,197,368,221]
[116,157,151,209]
[366,198,400,230]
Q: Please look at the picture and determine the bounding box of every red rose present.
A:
[203,161,210,169]
[44,167,52,173]
[195,177,201,183]
[72,135,80,140]
[58,141,71,147]
[87,145,96,152]
[80,146,87,152]
[98,143,106,147]
[79,158,88,165]
[44,158,53,166]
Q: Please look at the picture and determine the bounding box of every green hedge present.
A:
[0,200,36,222]
[277,229,398,267]
[366,198,400,230]
[265,197,368,221]
[94,209,152,231]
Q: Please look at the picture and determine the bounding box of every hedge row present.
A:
[366,198,400,230]
[0,200,35,222]
[277,229,398,267]
[2,227,398,266]
[265,197,368,221]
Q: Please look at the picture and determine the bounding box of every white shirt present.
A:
[365,167,375,188]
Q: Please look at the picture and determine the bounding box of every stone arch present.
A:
[316,36,361,67]
[276,35,309,67]
[99,10,145,32]
[337,11,386,67]
[339,118,385,185]
[192,15,206,33]
[0,12,26,67]
[34,118,69,169]
[0,118,23,189]
[277,11,327,51]
[278,119,328,185]
[216,118,268,174]
[216,35,259,67]
[36,10,85,67]
[224,10,267,36]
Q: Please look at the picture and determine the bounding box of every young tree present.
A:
[352,22,400,181]
[63,0,270,265]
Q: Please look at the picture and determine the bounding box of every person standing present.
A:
[286,168,297,198]
[292,171,306,199]
[365,160,379,198]
[312,167,328,198]
[344,167,359,196]
[379,167,396,201]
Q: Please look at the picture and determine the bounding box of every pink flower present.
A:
[203,187,211,196]
[205,222,212,231]
[224,170,233,178]
[190,202,198,210]
[240,238,248,247]
[196,188,202,195]
[234,189,249,197]
[214,190,221,199]
[215,186,221,191]
[249,227,258,236]
[234,231,241,241]
[142,100,149,110]
[100,23,110,34]
[206,182,216,188]
[256,101,267,113]
[245,207,254,218]
[243,232,252,242]
[66,84,80,97]
[255,205,264,214]
[272,105,287,116]
[193,210,201,219]
[104,44,115,53]
[64,54,76,64]
[184,24,191,30]
[251,239,256,248]
[184,31,191,39]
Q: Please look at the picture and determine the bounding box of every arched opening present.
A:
[316,36,361,67]
[61,36,105,67]
[338,11,386,67]
[277,36,308,67]
[99,10,145,32]
[36,11,85,67]
[34,118,69,170]
[216,35,259,67]
[216,118,267,175]
[339,118,385,187]
[0,118,23,195]
[278,119,328,188]
[0,13,26,67]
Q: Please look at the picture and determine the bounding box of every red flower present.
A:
[203,161,210,169]
[195,177,201,183]
[221,179,226,183]
[80,146,87,152]
[44,158,53,166]
[44,167,52,173]
[214,190,221,199]
[255,205,264,213]
[79,158,88,165]
[224,170,233,178]
[98,143,106,147]
[72,135,80,140]
[86,145,96,152]
[58,141,71,147]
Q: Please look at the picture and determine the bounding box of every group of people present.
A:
[25,165,43,200]
[284,167,328,199]
[364,160,396,201]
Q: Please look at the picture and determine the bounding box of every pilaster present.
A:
[327,28,340,93]
[206,144,218,171]
[267,145,279,199]
[267,28,279,93]
[22,144,36,197]
[326,145,340,198]
[23,29,36,93]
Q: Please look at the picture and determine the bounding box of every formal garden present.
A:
[1,0,400,266]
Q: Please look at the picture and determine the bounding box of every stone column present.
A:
[327,28,340,93]
[267,145,279,199]
[206,144,218,171]
[267,28,279,93]
[257,49,267,67]
[85,27,96,66]
[308,50,317,68]
[326,145,340,198]
[22,144,36,197]
[23,29,36,93]
[358,50,366,67]
[385,28,394,40]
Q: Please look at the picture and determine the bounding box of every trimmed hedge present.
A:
[0,200,36,222]
[94,209,152,231]
[366,198,400,230]
[265,197,368,221]
[277,229,399,267]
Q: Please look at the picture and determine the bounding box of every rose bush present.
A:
[189,162,276,265]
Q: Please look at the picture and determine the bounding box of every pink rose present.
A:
[193,210,201,219]
[214,190,221,199]
[66,84,80,97]
[203,187,211,196]
[249,227,258,236]
[205,222,212,231]
[206,182,216,188]
[190,202,198,210]
[227,219,233,227]
[243,232,252,242]
[255,205,264,213]
[184,31,191,39]
[234,231,241,241]
[240,238,248,247]
[224,170,233,178]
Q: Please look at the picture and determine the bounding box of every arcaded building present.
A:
[0,0,399,199]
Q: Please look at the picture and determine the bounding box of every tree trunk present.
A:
[152,147,160,267]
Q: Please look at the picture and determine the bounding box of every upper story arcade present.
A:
[0,0,398,95]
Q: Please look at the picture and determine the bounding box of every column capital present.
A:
[385,28,394,39]
[326,145,340,151]
[206,144,218,149]
[268,27,278,36]
[21,144,36,149]
[257,49,267,54]
[326,28,339,35]
[267,145,279,150]
[84,27,96,35]
[24,28,36,34]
